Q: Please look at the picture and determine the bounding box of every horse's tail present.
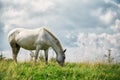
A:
[8,32,15,47]
[8,29,20,46]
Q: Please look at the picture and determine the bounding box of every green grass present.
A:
[0,60,120,80]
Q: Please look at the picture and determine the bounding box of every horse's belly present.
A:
[18,42,36,50]
[16,35,37,50]
[17,40,36,50]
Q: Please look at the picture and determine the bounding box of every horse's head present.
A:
[57,49,66,66]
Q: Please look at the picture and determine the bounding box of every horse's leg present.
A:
[11,43,20,63]
[34,46,40,63]
[44,49,48,64]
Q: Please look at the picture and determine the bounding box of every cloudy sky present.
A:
[0,0,120,62]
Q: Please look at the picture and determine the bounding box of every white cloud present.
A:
[91,8,103,17]
[30,0,55,12]
[80,0,91,3]
[1,8,27,33]
[2,9,26,19]
[100,10,116,24]
[109,0,120,8]
[75,32,120,62]
[4,24,11,33]
[2,0,118,34]
[104,0,111,3]
[111,19,120,32]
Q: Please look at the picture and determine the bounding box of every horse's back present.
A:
[8,28,47,50]
[8,28,42,40]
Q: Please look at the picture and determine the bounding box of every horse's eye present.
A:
[63,55,65,59]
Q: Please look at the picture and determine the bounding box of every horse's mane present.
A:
[44,28,58,41]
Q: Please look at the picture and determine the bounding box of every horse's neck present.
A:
[45,28,63,55]
[51,39,63,56]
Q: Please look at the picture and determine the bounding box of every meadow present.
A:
[0,60,120,80]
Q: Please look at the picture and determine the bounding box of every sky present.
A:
[0,0,120,62]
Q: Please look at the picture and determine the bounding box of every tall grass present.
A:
[0,60,120,80]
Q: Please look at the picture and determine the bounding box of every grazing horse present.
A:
[8,28,66,66]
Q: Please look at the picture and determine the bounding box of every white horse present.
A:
[8,27,66,66]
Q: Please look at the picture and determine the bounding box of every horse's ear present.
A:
[63,49,66,53]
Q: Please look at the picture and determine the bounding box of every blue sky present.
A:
[0,0,120,62]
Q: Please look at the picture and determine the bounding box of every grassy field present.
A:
[0,60,120,80]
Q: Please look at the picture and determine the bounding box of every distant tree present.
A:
[0,51,5,60]
[104,49,114,63]
[0,51,3,60]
